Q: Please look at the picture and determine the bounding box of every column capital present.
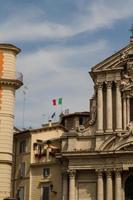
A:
[105,81,113,88]
[114,168,122,177]
[105,169,112,177]
[97,171,103,178]
[115,80,121,87]
[67,169,76,178]
[96,82,103,89]
[115,171,121,177]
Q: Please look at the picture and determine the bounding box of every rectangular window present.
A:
[43,168,50,177]
[19,140,26,153]
[42,186,50,200]
[20,162,25,177]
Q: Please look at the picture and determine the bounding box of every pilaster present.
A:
[126,96,130,125]
[123,95,127,130]
[68,170,76,200]
[115,81,122,131]
[97,170,104,200]
[62,171,68,200]
[96,82,103,133]
[106,170,113,200]
[115,170,122,200]
[106,81,113,132]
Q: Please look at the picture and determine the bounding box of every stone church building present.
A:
[1,36,133,200]
[12,36,133,200]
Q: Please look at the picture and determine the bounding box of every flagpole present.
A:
[61,99,63,114]
[55,104,58,122]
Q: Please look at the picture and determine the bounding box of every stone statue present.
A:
[127,121,133,135]
[121,73,131,87]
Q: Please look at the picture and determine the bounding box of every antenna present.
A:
[22,86,28,129]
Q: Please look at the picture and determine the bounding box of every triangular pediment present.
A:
[91,44,133,73]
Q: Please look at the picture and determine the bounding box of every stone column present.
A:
[115,170,122,200]
[127,96,130,125]
[97,82,103,133]
[106,171,113,200]
[69,170,76,200]
[62,172,68,200]
[115,81,122,131]
[106,81,113,132]
[123,95,127,130]
[97,171,104,200]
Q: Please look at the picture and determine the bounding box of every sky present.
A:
[0,0,133,129]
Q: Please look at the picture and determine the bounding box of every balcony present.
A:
[0,71,23,89]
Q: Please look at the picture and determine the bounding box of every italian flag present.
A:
[52,98,62,106]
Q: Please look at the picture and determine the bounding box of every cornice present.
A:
[90,44,132,75]
[0,78,23,89]
[0,43,21,54]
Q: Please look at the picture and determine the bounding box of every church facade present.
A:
[12,36,133,200]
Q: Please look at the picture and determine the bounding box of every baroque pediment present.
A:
[91,44,132,73]
[120,144,133,151]
[99,122,133,151]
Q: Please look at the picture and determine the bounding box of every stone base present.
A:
[105,129,113,133]
[96,130,104,134]
[115,129,122,132]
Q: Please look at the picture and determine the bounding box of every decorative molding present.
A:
[96,82,103,89]
[67,169,76,178]
[106,170,112,177]
[0,78,23,89]
[105,81,112,88]
[115,170,121,178]
[97,170,103,178]
[115,80,121,87]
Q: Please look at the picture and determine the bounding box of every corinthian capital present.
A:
[105,81,112,88]
[67,169,76,178]
[115,80,121,87]
[96,82,103,89]
[115,170,121,178]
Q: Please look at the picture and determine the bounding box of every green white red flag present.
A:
[52,98,62,106]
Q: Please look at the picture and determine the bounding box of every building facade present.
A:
[12,36,133,200]
[0,44,22,200]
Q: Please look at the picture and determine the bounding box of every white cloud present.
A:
[1,0,133,42]
[15,39,110,128]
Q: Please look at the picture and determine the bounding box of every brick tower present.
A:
[0,44,22,200]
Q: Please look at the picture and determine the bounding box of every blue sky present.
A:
[1,0,133,128]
